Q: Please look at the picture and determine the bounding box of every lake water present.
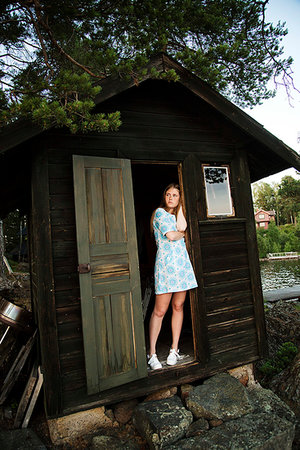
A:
[260,259,300,291]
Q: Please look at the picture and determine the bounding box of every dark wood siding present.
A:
[200,220,257,359]
[39,80,266,415]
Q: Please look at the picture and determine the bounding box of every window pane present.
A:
[259,214,265,219]
[203,166,233,216]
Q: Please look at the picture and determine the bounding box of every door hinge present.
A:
[78,263,91,274]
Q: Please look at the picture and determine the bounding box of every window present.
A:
[203,165,234,217]
[258,214,265,219]
[259,222,265,227]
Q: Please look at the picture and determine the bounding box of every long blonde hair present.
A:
[150,183,181,233]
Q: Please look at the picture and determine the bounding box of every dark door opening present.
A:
[131,162,195,368]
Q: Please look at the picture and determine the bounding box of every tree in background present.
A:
[257,222,300,258]
[253,176,300,226]
[278,176,300,225]
[252,181,279,222]
[0,0,295,133]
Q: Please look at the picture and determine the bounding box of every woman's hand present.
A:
[176,206,187,232]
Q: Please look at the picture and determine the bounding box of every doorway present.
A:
[131,162,195,368]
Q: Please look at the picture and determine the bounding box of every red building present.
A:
[255,209,276,229]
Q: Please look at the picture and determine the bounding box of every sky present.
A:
[245,0,300,186]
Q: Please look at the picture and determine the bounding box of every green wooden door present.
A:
[73,155,147,394]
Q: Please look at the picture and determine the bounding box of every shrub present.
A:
[260,342,298,378]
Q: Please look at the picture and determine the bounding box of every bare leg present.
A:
[149,293,172,355]
[171,291,187,351]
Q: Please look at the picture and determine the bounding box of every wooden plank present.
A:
[57,322,82,341]
[206,304,254,326]
[201,241,248,259]
[263,285,300,302]
[231,149,268,357]
[209,328,257,354]
[203,267,250,286]
[0,332,37,405]
[206,291,253,312]
[31,149,62,417]
[22,366,44,428]
[182,154,209,362]
[14,362,38,428]
[207,317,256,339]
[202,254,249,272]
[204,279,251,298]
[73,155,99,394]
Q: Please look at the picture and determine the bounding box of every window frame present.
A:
[202,164,235,218]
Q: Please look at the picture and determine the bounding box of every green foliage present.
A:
[0,0,295,133]
[260,342,297,378]
[253,176,300,226]
[256,221,300,258]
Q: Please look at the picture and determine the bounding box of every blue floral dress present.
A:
[153,208,198,294]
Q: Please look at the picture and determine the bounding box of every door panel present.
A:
[73,155,147,394]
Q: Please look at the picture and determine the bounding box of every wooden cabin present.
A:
[1,54,300,418]
[255,209,276,229]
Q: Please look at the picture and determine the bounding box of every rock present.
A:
[248,385,296,425]
[264,301,300,357]
[167,412,295,449]
[47,406,116,445]
[0,429,47,449]
[209,419,223,427]
[114,399,138,425]
[186,418,209,437]
[186,373,253,421]
[132,395,193,449]
[180,384,194,403]
[269,351,300,449]
[269,351,300,417]
[227,363,257,387]
[105,408,115,422]
[91,435,139,449]
[144,386,177,402]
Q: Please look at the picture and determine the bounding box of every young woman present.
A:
[148,183,198,370]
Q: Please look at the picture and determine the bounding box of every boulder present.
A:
[132,395,193,449]
[47,406,116,445]
[91,435,139,449]
[247,385,296,425]
[113,399,139,425]
[144,386,177,402]
[264,301,300,356]
[269,351,300,417]
[186,418,209,437]
[269,351,300,448]
[186,373,253,421]
[0,429,46,450]
[167,412,295,449]
[180,384,194,403]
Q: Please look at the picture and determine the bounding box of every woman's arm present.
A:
[166,231,185,241]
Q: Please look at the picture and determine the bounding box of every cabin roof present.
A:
[0,53,299,179]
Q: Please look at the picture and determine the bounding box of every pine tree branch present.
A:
[31,0,106,79]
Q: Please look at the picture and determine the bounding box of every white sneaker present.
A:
[167,348,182,366]
[148,353,162,370]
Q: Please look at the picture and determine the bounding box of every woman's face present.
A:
[165,188,180,211]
